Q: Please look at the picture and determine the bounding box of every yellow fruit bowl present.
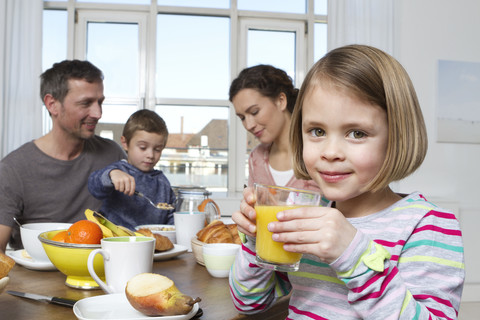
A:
[38,230,104,290]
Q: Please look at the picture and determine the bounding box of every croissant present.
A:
[226,224,241,245]
[137,228,174,252]
[196,220,223,241]
[196,220,241,245]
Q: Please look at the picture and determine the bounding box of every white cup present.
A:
[21,222,72,262]
[87,236,155,294]
[174,212,206,251]
[203,243,240,278]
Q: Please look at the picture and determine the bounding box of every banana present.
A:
[85,209,141,237]
[94,212,135,237]
[85,209,114,237]
[118,225,144,237]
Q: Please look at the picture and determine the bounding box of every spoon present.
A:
[13,217,22,228]
[134,191,175,210]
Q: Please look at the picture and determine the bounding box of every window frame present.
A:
[75,9,148,106]
[43,0,328,195]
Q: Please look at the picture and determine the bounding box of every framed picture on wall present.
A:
[437,59,480,144]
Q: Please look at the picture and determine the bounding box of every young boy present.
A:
[88,110,175,230]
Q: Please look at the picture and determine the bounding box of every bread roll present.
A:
[196,220,241,245]
[137,228,174,252]
[0,252,15,278]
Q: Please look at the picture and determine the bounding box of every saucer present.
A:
[153,244,188,261]
[6,250,56,271]
[73,293,199,320]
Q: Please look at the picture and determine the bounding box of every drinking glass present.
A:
[254,183,321,272]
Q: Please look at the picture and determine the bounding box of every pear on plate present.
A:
[125,273,201,316]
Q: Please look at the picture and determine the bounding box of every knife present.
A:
[7,290,77,307]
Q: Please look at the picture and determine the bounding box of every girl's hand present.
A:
[109,169,136,196]
[232,186,257,237]
[268,207,357,264]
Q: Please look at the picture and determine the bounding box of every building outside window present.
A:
[42,0,328,194]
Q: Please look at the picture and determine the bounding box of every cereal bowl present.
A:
[202,243,240,278]
[20,222,72,262]
[38,230,104,289]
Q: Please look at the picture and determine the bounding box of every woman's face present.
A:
[301,85,388,202]
[232,88,288,144]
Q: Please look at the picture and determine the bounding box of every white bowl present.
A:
[20,222,72,262]
[202,243,240,278]
[136,224,176,244]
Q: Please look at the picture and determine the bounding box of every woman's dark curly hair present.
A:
[229,65,298,113]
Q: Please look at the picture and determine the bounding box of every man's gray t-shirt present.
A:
[0,135,126,249]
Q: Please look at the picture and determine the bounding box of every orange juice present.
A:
[255,205,303,265]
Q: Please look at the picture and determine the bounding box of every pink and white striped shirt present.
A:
[229,192,465,319]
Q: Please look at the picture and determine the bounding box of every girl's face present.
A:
[232,88,287,144]
[301,85,388,203]
[121,130,166,173]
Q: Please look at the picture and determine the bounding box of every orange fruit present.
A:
[65,220,103,244]
[51,230,68,243]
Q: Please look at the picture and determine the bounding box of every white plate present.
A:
[0,277,9,294]
[136,224,175,232]
[6,250,56,271]
[154,244,188,261]
[73,293,199,320]
[136,224,176,244]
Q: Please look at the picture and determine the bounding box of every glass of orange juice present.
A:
[254,184,321,272]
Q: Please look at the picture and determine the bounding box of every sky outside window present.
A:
[247,29,296,84]
[156,14,230,100]
[42,10,67,71]
[87,22,139,98]
[238,0,305,14]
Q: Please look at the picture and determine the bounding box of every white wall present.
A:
[394,0,480,302]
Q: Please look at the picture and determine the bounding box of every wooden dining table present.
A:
[0,251,289,319]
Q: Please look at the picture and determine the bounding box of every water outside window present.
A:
[155,105,229,190]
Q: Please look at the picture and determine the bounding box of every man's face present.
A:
[55,79,104,140]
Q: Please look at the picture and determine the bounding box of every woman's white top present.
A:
[269,164,294,186]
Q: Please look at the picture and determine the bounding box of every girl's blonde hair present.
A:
[291,44,428,192]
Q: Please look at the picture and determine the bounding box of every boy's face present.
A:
[300,85,388,203]
[121,130,166,172]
